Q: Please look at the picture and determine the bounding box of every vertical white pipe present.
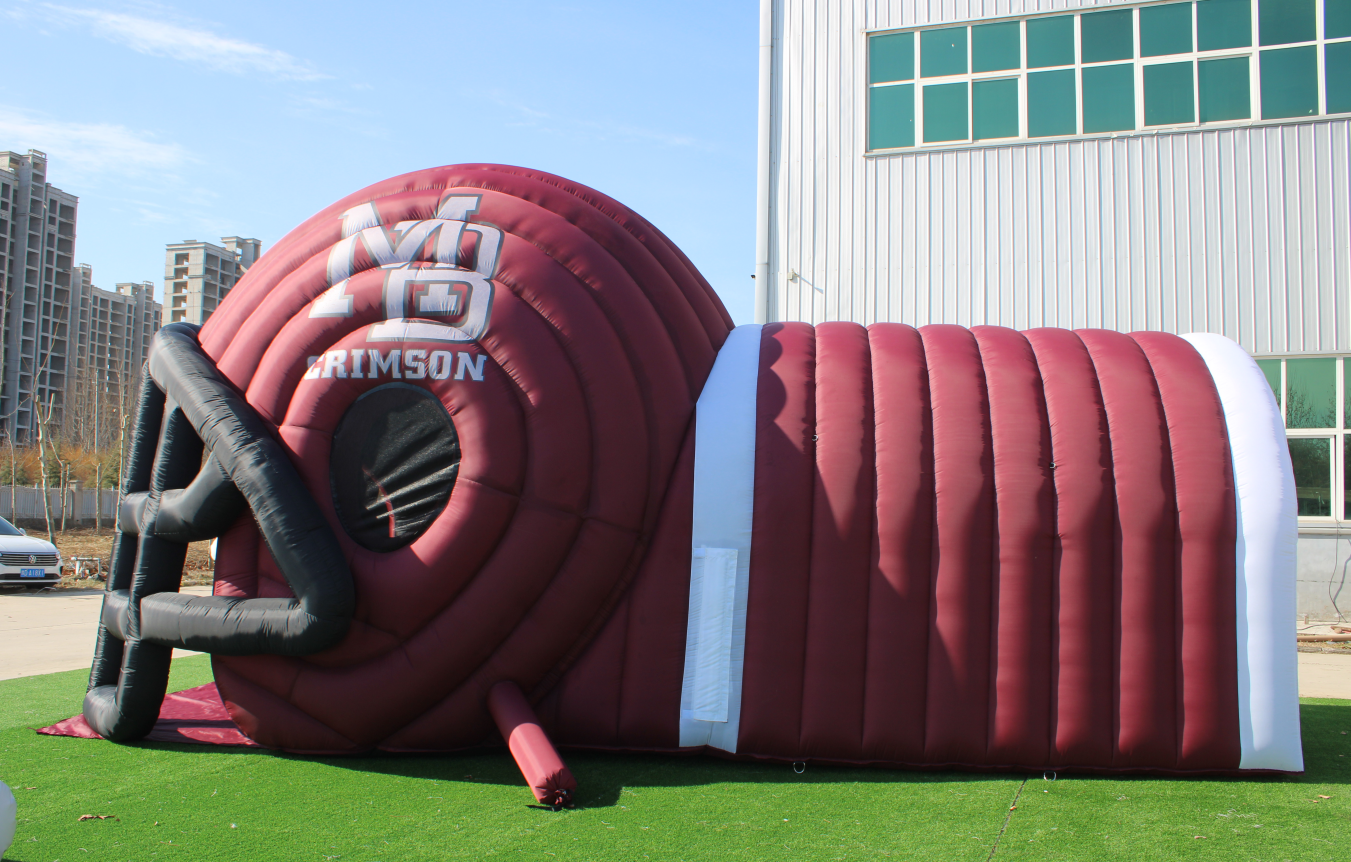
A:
[753,0,773,324]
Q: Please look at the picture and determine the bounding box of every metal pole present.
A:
[753,0,775,324]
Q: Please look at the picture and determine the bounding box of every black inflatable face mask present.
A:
[85,323,356,741]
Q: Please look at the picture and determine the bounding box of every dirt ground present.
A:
[30,525,215,588]
[1300,640,1351,653]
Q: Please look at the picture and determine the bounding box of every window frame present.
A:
[866,0,1351,153]
[1260,353,1347,523]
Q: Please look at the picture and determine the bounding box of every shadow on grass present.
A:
[328,748,1026,809]
[74,700,1351,810]
[104,739,1009,810]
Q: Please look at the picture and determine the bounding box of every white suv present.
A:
[0,516,62,587]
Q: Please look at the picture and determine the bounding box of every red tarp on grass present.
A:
[39,684,256,747]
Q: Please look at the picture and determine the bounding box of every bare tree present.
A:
[0,238,14,446]
[5,432,13,522]
[116,400,127,500]
[36,393,55,542]
[58,458,69,534]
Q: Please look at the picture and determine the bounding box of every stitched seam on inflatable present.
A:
[795,325,818,751]
[859,326,879,759]
[474,165,732,339]
[438,175,718,403]
[531,411,701,707]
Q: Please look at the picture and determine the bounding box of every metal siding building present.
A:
[758,0,1351,618]
[762,0,1350,356]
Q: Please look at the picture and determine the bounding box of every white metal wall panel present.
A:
[768,0,1351,355]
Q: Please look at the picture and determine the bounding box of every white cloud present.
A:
[0,106,189,180]
[42,4,327,81]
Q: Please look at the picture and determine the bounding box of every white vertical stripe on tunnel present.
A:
[1182,332,1303,772]
[680,324,764,752]
[685,548,740,723]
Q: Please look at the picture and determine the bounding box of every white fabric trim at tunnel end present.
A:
[680,324,762,752]
[1182,332,1303,772]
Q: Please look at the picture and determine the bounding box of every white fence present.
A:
[0,485,118,524]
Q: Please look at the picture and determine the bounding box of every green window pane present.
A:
[870,32,915,83]
[1082,9,1135,63]
[1259,0,1316,45]
[973,78,1019,139]
[1145,62,1196,125]
[1028,16,1075,68]
[1199,56,1252,121]
[1286,357,1336,428]
[1141,3,1194,56]
[1328,42,1351,114]
[1289,438,1332,517]
[972,21,1021,72]
[1261,46,1318,119]
[1082,64,1136,132]
[869,84,915,149]
[1256,359,1282,404]
[921,27,968,77]
[1198,0,1252,49]
[923,82,969,142]
[1345,436,1351,519]
[1330,0,1351,38]
[1028,69,1077,136]
[1346,358,1351,425]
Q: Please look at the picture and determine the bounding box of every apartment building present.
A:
[68,265,161,449]
[0,149,79,441]
[163,236,260,326]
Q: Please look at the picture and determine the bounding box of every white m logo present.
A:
[311,193,500,344]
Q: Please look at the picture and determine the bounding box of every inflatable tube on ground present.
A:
[81,166,1300,789]
[488,682,576,807]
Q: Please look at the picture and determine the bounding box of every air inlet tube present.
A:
[487,682,576,808]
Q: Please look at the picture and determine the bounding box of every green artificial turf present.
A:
[0,657,1348,860]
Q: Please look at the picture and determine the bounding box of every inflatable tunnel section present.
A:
[82,163,1300,783]
[541,322,1303,774]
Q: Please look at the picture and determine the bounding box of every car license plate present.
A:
[19,568,45,578]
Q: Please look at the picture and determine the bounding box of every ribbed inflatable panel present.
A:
[542,322,1257,773]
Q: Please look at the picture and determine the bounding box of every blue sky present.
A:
[0,0,759,323]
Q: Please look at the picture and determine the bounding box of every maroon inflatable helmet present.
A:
[86,165,1302,789]
[198,165,732,753]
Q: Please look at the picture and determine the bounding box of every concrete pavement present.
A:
[1294,652,1351,699]
[0,585,211,681]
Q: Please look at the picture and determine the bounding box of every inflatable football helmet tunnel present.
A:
[86,165,1303,803]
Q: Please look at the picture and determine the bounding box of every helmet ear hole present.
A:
[329,384,460,553]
